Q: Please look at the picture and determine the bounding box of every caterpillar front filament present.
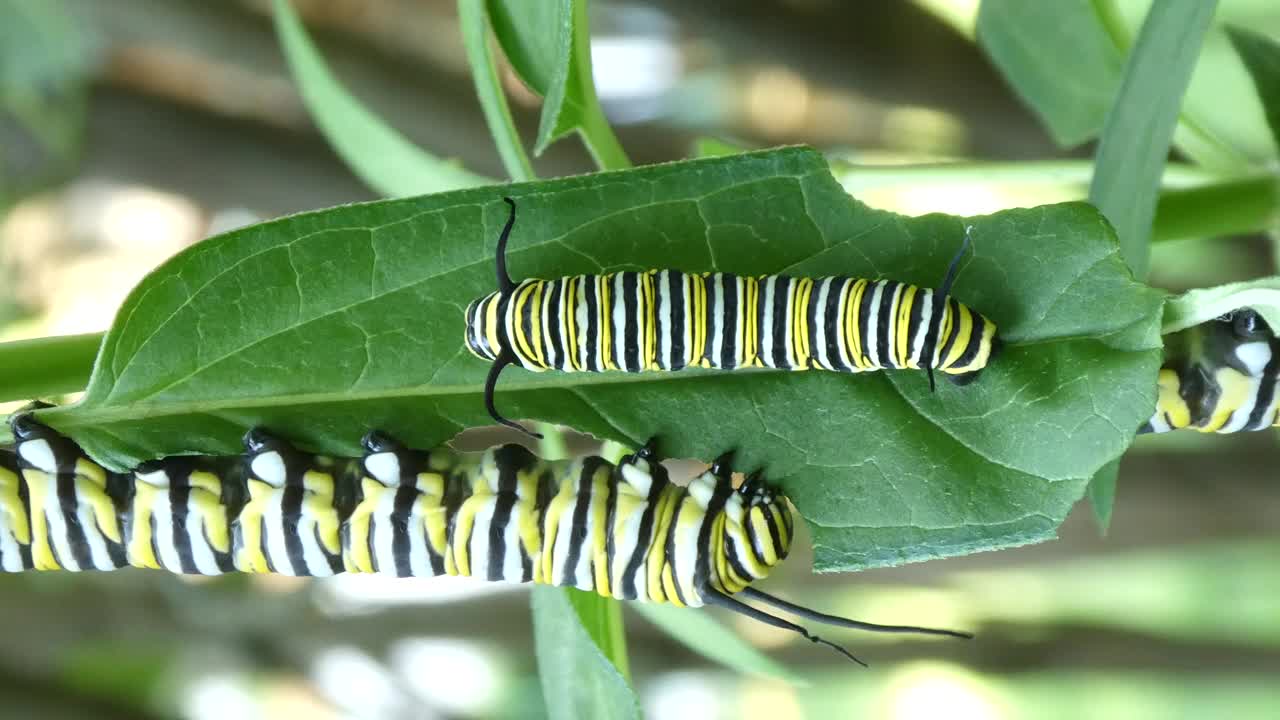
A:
[465,198,1000,435]
[1,414,970,664]
[1140,308,1279,434]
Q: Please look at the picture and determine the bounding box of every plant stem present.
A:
[458,0,536,182]
[0,332,101,403]
[833,158,1219,191]
[1153,174,1280,243]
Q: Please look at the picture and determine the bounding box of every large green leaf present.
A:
[22,148,1164,571]
[271,0,489,196]
[487,0,629,168]
[532,586,640,720]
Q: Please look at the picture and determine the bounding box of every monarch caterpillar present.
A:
[465,198,999,436]
[1140,308,1279,434]
[1,412,969,664]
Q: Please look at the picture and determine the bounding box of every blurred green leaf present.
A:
[1228,26,1280,150]
[1085,459,1118,534]
[976,0,1125,147]
[487,0,630,168]
[459,0,536,182]
[978,0,1263,169]
[14,148,1164,572]
[532,586,639,720]
[1089,0,1217,279]
[959,540,1280,646]
[0,333,100,402]
[1162,277,1280,333]
[271,0,489,196]
[60,642,174,711]
[0,0,88,205]
[633,602,805,685]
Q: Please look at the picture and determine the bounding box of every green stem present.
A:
[458,0,536,182]
[574,0,631,171]
[833,159,1220,191]
[0,332,101,404]
[1153,174,1280,243]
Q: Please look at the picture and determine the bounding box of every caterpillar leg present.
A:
[9,413,127,571]
[237,428,343,576]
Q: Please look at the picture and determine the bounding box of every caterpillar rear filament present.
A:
[465,198,1000,436]
[0,413,970,665]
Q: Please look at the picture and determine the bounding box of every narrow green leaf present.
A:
[487,0,630,168]
[565,588,630,680]
[531,587,639,720]
[271,0,489,196]
[1228,27,1280,151]
[458,0,536,182]
[1086,459,1118,534]
[633,603,804,685]
[0,333,100,404]
[1162,277,1280,335]
[29,148,1164,571]
[1088,0,1218,280]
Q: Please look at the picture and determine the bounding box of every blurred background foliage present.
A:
[0,0,1277,718]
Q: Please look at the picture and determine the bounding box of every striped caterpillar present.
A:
[1141,308,1279,434]
[1,411,969,665]
[465,198,999,436]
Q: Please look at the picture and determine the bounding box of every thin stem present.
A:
[574,0,631,171]
[458,0,536,182]
[0,332,101,403]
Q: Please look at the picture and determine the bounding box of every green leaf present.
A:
[1228,26,1280,151]
[23,148,1164,571]
[565,588,630,680]
[458,0,536,182]
[977,0,1263,169]
[1162,277,1280,334]
[1086,459,1119,534]
[976,0,1126,148]
[0,0,88,205]
[632,602,804,685]
[1088,0,1218,280]
[532,587,639,720]
[0,333,100,402]
[487,0,630,168]
[271,0,490,196]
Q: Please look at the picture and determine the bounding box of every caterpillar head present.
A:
[464,292,503,361]
[686,461,794,592]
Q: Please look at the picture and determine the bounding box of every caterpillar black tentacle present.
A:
[465,198,999,435]
[1140,308,1280,434]
[0,414,970,664]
